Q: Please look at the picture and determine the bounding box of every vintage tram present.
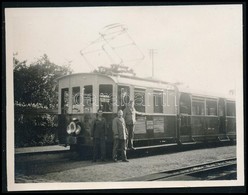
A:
[57,72,236,157]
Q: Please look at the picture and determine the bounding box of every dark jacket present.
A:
[91,117,107,139]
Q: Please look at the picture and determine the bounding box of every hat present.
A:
[97,109,103,113]
[72,118,79,121]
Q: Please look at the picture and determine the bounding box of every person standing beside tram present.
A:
[91,109,107,162]
[112,110,129,162]
[123,100,138,150]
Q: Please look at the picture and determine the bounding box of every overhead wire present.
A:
[80,23,145,69]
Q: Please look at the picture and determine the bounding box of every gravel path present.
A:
[15,145,236,183]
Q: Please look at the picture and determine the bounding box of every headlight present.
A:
[75,125,81,135]
[67,122,76,134]
[67,125,72,134]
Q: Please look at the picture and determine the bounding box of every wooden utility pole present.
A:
[149,49,157,78]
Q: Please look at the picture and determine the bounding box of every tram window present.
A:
[134,89,145,113]
[72,87,80,113]
[61,88,69,114]
[99,85,113,112]
[153,91,163,113]
[192,101,205,115]
[84,85,93,112]
[118,86,130,110]
[206,100,217,116]
[227,102,235,116]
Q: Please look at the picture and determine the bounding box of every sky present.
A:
[6,5,243,96]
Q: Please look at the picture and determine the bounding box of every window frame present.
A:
[206,99,218,116]
[153,90,163,113]
[117,85,130,110]
[83,85,93,113]
[72,86,81,113]
[134,88,146,113]
[61,88,69,114]
[192,100,205,116]
[99,84,113,112]
[226,102,236,117]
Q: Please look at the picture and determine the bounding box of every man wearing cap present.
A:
[91,109,107,162]
[112,110,129,162]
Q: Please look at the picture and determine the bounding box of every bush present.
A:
[15,111,58,148]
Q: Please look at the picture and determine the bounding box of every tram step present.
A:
[180,142,197,145]
[133,143,178,150]
[218,136,230,142]
[219,139,230,142]
[179,137,197,145]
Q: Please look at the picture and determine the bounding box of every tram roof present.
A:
[108,75,176,90]
[56,72,235,102]
[57,72,177,90]
[178,86,235,101]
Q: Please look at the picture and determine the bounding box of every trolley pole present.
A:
[149,49,157,78]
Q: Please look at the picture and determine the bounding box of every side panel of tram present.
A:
[178,92,236,143]
[131,88,178,147]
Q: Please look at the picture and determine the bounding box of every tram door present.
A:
[218,98,226,134]
[179,93,192,142]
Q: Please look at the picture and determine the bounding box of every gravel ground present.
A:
[15,145,236,183]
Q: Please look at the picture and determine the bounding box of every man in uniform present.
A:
[91,109,107,162]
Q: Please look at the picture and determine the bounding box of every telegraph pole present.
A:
[149,49,157,78]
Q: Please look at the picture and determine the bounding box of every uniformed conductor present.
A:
[91,109,107,162]
[112,110,129,162]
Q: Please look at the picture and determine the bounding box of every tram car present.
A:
[57,72,236,157]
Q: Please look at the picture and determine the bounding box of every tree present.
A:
[14,54,73,109]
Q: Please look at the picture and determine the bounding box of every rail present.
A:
[123,157,237,181]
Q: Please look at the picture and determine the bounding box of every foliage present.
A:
[14,111,58,147]
[13,54,72,147]
[14,54,73,109]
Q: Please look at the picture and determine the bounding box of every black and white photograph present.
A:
[4,3,245,192]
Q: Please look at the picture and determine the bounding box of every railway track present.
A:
[124,158,237,181]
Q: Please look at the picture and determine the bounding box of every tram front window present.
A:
[84,85,93,113]
[72,87,80,113]
[99,85,113,112]
[61,88,69,114]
